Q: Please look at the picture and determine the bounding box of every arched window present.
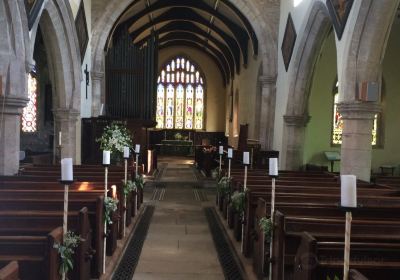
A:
[22,72,38,132]
[156,57,205,130]
[332,80,379,145]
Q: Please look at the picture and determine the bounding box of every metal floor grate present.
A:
[204,207,244,280]
[111,206,155,280]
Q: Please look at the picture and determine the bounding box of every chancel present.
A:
[1,0,400,279]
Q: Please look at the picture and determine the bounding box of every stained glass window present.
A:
[22,72,38,132]
[332,81,378,145]
[156,57,205,130]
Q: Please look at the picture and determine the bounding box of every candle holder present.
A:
[122,157,129,238]
[102,164,109,274]
[339,205,358,280]
[59,179,73,280]
[268,174,278,279]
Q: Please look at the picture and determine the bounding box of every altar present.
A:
[156,140,193,156]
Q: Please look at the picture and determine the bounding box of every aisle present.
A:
[132,162,225,279]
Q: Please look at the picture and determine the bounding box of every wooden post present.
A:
[123,159,128,238]
[62,183,69,280]
[103,166,108,274]
[269,176,276,280]
[228,159,231,178]
[343,211,352,280]
[135,153,139,208]
[219,155,222,176]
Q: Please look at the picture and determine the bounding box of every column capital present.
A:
[91,71,104,81]
[259,75,277,86]
[337,101,381,120]
[53,108,80,122]
[283,114,311,127]
[0,96,29,115]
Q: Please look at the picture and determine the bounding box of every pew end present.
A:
[0,261,19,280]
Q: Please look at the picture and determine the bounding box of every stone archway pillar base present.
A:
[0,96,29,175]
[282,115,310,170]
[338,102,381,182]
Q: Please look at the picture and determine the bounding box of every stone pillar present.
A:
[338,102,380,182]
[0,96,29,175]
[91,70,104,117]
[282,114,310,170]
[53,108,80,162]
[258,75,277,150]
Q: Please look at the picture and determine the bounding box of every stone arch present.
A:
[90,0,279,116]
[0,0,31,174]
[336,0,399,181]
[26,0,82,160]
[29,0,82,111]
[339,0,400,102]
[281,1,333,170]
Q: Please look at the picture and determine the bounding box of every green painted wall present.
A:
[371,18,400,173]
[303,30,340,171]
[304,19,400,174]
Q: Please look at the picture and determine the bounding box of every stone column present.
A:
[53,108,80,162]
[0,96,29,175]
[282,114,310,170]
[337,102,380,182]
[258,75,277,150]
[91,70,104,117]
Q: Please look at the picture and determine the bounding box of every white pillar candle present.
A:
[61,158,73,181]
[219,146,224,155]
[341,175,357,208]
[228,148,233,159]
[243,152,250,165]
[123,147,130,158]
[269,158,278,176]
[135,144,141,154]
[103,151,110,165]
[59,131,62,146]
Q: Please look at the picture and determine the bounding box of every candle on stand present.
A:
[341,175,357,208]
[340,175,357,280]
[228,148,233,159]
[111,185,117,199]
[103,151,110,165]
[59,131,62,146]
[243,152,250,165]
[135,144,141,154]
[123,147,130,159]
[61,158,73,181]
[269,158,278,176]
[268,157,278,280]
[219,146,224,155]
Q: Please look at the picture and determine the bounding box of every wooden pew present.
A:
[0,261,19,280]
[0,227,61,280]
[263,208,400,280]
[0,208,92,279]
[0,190,106,278]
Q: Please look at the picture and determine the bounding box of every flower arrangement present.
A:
[231,191,245,216]
[104,196,119,225]
[134,175,144,189]
[53,231,81,277]
[122,180,136,196]
[96,123,133,156]
[327,276,340,280]
[203,146,217,153]
[174,132,183,140]
[259,217,272,240]
[217,176,231,196]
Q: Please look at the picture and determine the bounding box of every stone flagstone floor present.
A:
[132,158,225,279]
